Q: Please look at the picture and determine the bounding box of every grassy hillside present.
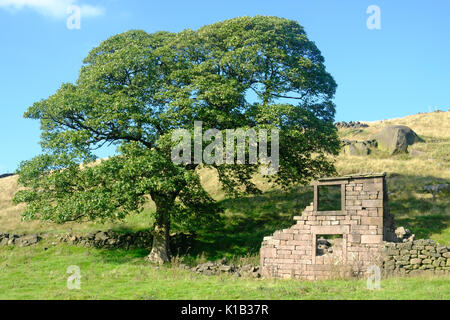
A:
[335,111,450,244]
[1,111,449,300]
[0,111,449,255]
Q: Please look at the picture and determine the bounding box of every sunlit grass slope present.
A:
[0,243,448,300]
[0,111,448,255]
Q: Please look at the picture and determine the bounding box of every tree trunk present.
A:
[146,222,171,264]
[146,194,173,264]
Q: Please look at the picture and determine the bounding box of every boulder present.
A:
[395,227,414,242]
[343,141,370,156]
[342,139,377,156]
[395,227,407,238]
[376,125,421,154]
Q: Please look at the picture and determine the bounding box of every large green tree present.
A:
[14,16,340,263]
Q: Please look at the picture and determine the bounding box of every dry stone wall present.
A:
[0,230,195,253]
[0,232,40,247]
[58,230,195,251]
[382,240,450,275]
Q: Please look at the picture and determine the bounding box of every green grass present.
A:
[0,111,449,299]
[0,243,448,300]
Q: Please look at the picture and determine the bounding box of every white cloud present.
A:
[0,0,104,19]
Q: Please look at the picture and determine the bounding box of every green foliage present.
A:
[14,16,340,258]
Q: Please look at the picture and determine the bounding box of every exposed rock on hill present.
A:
[335,121,369,129]
[342,139,377,156]
[376,125,422,154]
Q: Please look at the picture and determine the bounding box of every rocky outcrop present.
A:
[382,240,450,275]
[335,121,369,129]
[0,233,41,247]
[342,139,377,156]
[339,124,424,156]
[395,226,415,242]
[376,125,422,154]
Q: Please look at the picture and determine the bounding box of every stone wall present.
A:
[0,230,194,253]
[382,240,450,275]
[58,230,154,249]
[260,174,396,280]
[0,232,40,247]
[58,230,195,252]
[183,260,261,278]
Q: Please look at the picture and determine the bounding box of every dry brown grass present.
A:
[0,174,156,234]
[0,175,34,233]
[340,110,450,139]
[336,111,450,179]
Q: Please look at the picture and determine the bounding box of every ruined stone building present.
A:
[260,173,397,280]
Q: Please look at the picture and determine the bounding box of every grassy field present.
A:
[0,111,449,299]
[0,243,448,300]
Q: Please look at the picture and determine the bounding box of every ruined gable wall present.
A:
[260,175,387,280]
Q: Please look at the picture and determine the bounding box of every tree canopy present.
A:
[14,16,340,263]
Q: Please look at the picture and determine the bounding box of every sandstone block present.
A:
[362,199,383,208]
[409,258,422,264]
[348,234,361,243]
[277,233,293,241]
[361,235,382,244]
[361,217,382,226]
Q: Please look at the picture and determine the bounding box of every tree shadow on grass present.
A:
[387,173,449,242]
[395,215,449,240]
[91,248,149,265]
[189,187,313,260]
[192,173,450,259]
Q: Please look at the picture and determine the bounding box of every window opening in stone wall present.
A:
[316,234,343,256]
[318,184,341,211]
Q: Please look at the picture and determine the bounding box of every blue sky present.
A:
[0,0,449,173]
